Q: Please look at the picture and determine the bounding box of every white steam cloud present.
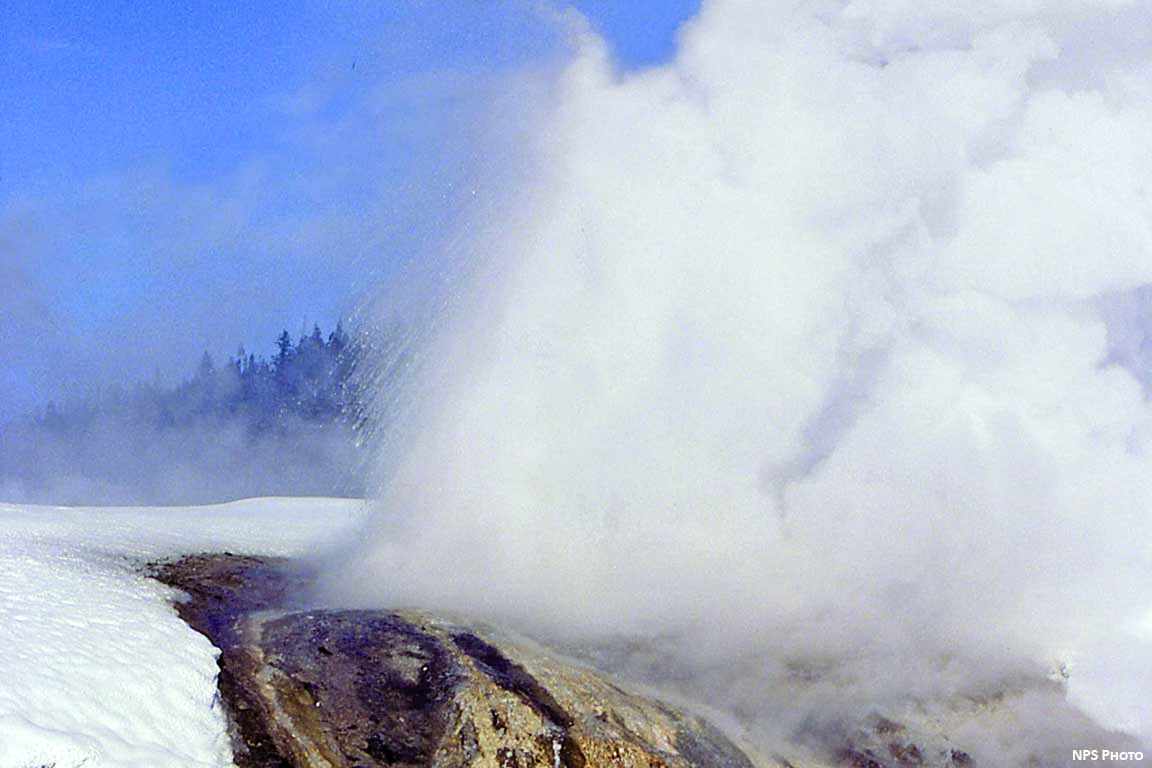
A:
[327,0,1152,757]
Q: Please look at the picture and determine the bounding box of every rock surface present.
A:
[151,554,1147,768]
[150,554,757,768]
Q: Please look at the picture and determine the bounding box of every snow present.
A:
[0,497,366,768]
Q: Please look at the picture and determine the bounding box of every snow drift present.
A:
[0,498,363,768]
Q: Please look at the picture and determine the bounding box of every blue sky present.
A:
[0,0,699,420]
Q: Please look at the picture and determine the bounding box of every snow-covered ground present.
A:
[0,497,366,768]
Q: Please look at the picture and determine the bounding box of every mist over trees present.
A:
[0,322,383,506]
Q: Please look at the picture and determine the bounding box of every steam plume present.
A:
[326,0,1152,755]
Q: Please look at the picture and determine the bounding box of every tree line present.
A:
[0,322,385,506]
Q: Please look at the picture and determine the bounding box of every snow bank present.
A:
[0,497,365,768]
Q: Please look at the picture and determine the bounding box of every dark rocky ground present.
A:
[148,554,1146,768]
[149,553,759,768]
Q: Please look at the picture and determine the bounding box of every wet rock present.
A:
[150,554,758,768]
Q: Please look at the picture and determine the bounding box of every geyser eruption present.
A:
[328,0,1152,758]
